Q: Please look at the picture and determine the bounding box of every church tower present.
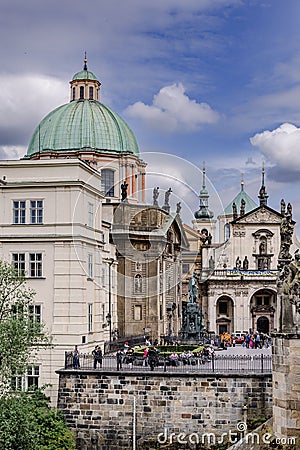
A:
[192,162,216,243]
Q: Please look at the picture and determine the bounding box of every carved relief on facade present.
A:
[241,209,282,224]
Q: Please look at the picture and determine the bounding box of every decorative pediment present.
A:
[237,207,282,224]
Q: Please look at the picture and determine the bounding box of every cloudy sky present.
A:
[1,0,300,234]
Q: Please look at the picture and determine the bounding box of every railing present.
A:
[64,352,272,374]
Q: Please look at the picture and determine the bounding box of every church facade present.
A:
[185,166,298,336]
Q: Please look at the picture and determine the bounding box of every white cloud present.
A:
[125,83,219,132]
[0,146,26,160]
[250,123,300,171]
[0,74,68,145]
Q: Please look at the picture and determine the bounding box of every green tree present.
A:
[0,260,75,448]
[0,389,76,450]
[0,259,50,393]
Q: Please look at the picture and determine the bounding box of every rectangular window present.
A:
[29,253,42,277]
[29,305,41,323]
[26,366,40,388]
[88,202,94,227]
[182,263,190,274]
[12,253,26,276]
[134,305,142,321]
[101,169,115,197]
[11,366,40,391]
[88,303,93,332]
[30,200,43,224]
[88,254,93,278]
[13,201,26,224]
[89,86,94,100]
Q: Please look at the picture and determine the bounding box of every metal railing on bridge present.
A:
[64,352,272,374]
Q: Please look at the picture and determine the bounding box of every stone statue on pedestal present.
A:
[153,187,159,206]
[277,202,300,332]
[181,272,205,341]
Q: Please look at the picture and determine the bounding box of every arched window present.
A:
[72,87,76,101]
[134,274,142,294]
[79,86,84,99]
[101,169,115,197]
[89,86,94,100]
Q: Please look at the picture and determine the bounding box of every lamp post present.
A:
[105,258,114,350]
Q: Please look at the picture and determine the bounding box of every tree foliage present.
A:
[0,389,76,450]
[0,259,50,392]
[0,260,75,448]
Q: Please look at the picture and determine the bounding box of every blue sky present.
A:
[1,0,300,234]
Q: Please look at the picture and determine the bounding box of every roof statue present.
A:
[232,202,238,220]
[240,198,246,216]
[176,202,181,215]
[162,188,172,213]
[281,198,286,216]
[278,200,294,264]
[121,181,128,202]
[153,187,159,206]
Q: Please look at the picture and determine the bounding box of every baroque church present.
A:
[0,57,186,403]
[183,164,298,336]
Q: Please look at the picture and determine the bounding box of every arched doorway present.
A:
[257,316,269,333]
[250,289,276,333]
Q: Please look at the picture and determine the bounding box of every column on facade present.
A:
[125,164,131,196]
[141,172,146,203]
[131,165,136,198]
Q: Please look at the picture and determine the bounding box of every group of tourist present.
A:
[218,332,271,349]
[243,333,271,349]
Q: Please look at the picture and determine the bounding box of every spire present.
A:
[258,162,268,206]
[194,162,214,219]
[83,51,88,71]
[202,160,206,190]
[241,173,244,192]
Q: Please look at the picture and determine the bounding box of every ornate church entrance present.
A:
[250,289,276,333]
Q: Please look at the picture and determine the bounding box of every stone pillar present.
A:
[141,172,146,203]
[131,165,136,198]
[125,164,130,196]
[272,333,300,440]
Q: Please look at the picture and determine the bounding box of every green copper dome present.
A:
[224,189,257,215]
[72,69,98,81]
[27,58,140,158]
[27,100,139,157]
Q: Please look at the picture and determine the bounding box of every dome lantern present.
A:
[70,53,101,102]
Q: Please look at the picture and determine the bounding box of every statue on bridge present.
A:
[181,272,205,341]
[277,202,300,332]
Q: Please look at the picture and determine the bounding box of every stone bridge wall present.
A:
[57,369,272,449]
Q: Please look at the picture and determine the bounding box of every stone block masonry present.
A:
[272,333,300,440]
[57,369,272,449]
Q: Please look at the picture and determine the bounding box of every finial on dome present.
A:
[202,161,206,190]
[241,173,244,191]
[83,51,88,71]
